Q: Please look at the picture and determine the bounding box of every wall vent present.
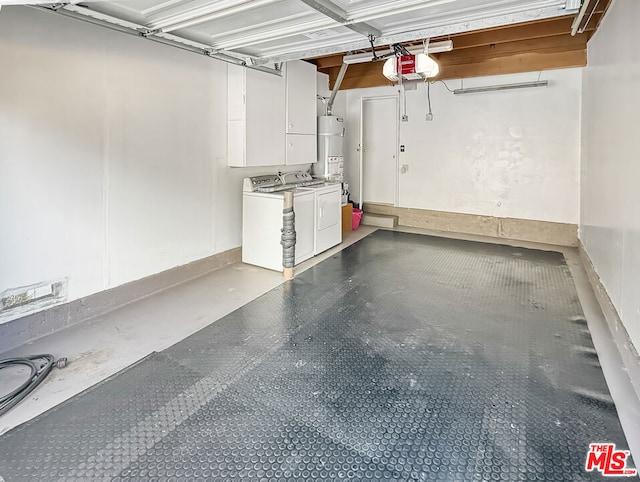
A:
[0,279,68,323]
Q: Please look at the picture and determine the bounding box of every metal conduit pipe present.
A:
[327,63,348,115]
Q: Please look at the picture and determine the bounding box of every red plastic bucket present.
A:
[352,208,363,230]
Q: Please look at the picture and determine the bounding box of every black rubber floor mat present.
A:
[0,230,634,481]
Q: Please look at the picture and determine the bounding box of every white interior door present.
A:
[361,96,398,207]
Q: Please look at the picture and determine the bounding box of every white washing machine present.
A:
[300,182,342,255]
[242,175,315,272]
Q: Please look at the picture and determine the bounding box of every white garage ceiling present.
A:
[12,0,578,68]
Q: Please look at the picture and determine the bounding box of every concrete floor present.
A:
[1,225,638,468]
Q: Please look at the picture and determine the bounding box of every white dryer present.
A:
[300,182,342,255]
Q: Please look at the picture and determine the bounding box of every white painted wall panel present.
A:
[0,7,306,320]
[317,72,330,117]
[581,0,640,349]
[342,69,581,223]
[0,10,107,301]
[103,40,221,286]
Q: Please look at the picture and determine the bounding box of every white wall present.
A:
[317,72,330,116]
[580,0,640,350]
[0,7,295,320]
[341,69,582,223]
[316,71,346,118]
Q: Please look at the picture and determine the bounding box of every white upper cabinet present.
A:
[227,64,285,167]
[285,60,317,136]
[227,61,317,167]
[285,61,317,165]
[285,134,316,166]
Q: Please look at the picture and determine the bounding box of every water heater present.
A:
[312,115,344,182]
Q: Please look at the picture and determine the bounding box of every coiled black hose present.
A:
[0,354,66,417]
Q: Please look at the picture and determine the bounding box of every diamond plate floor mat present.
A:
[0,230,634,481]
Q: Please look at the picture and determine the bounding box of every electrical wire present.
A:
[430,79,455,93]
[421,79,456,119]
[0,354,66,417]
[369,34,378,59]
[402,84,408,120]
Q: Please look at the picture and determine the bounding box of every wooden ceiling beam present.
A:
[315,54,348,69]
[330,47,586,90]
[314,13,600,71]
[437,49,586,82]
[315,0,613,90]
[431,33,587,66]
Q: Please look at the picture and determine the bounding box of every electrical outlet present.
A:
[425,113,434,121]
[401,115,409,122]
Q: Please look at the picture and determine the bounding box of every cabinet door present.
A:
[286,134,316,165]
[227,64,246,122]
[286,60,317,135]
[245,68,286,166]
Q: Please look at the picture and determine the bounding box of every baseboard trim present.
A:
[578,240,640,400]
[364,204,578,247]
[0,247,241,354]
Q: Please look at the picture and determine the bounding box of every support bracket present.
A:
[298,0,381,39]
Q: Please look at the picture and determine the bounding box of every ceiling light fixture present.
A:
[383,53,439,82]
